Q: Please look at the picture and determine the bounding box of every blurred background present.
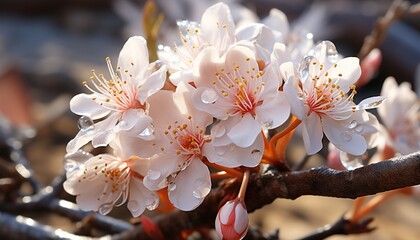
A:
[0,0,419,239]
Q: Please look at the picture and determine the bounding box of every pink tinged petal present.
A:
[283,68,305,120]
[127,177,154,217]
[137,64,167,104]
[169,69,194,86]
[143,154,184,191]
[234,202,249,234]
[255,91,290,129]
[168,159,211,211]
[118,36,149,81]
[147,90,182,129]
[301,112,323,155]
[118,109,142,131]
[355,96,386,110]
[194,46,221,88]
[70,93,110,119]
[225,45,259,78]
[263,9,289,41]
[174,81,213,128]
[92,131,116,148]
[322,116,367,155]
[227,113,261,148]
[90,113,120,147]
[201,3,235,52]
[66,130,94,154]
[328,57,361,90]
[192,87,229,120]
[203,133,264,168]
[127,157,150,177]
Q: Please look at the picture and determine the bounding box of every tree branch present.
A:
[110,151,420,239]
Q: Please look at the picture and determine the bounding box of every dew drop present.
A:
[354,125,364,133]
[63,150,92,173]
[147,170,161,180]
[251,149,262,161]
[192,179,211,199]
[340,131,352,142]
[215,146,226,156]
[262,120,273,129]
[348,120,358,129]
[298,56,314,82]
[340,151,368,170]
[324,41,338,63]
[63,159,80,173]
[214,125,226,138]
[78,116,94,132]
[98,203,114,215]
[139,125,155,138]
[167,182,177,191]
[201,88,219,104]
[146,198,159,211]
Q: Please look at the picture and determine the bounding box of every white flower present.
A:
[378,77,420,155]
[160,2,284,85]
[283,42,384,155]
[66,36,167,153]
[142,82,214,211]
[63,135,159,217]
[192,43,290,150]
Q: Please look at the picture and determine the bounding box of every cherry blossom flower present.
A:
[282,42,384,155]
[377,77,420,155]
[63,135,159,217]
[66,36,167,153]
[160,2,285,85]
[192,43,290,152]
[141,82,214,211]
[215,198,249,240]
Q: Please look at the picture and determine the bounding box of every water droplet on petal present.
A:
[147,170,161,180]
[192,179,211,199]
[216,146,226,156]
[201,88,219,104]
[64,150,92,173]
[298,56,314,82]
[214,125,226,138]
[167,182,176,191]
[340,131,353,142]
[340,151,368,170]
[146,198,159,211]
[139,125,155,137]
[354,125,364,133]
[78,116,94,132]
[63,159,80,172]
[262,120,273,129]
[98,203,114,215]
[349,120,358,129]
[251,149,262,161]
[324,41,338,63]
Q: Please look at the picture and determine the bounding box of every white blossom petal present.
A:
[301,112,323,155]
[118,36,149,82]
[227,113,261,148]
[255,92,290,129]
[70,93,110,119]
[168,159,211,211]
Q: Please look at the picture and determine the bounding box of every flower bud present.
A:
[215,199,249,240]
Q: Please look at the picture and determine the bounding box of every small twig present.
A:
[297,215,375,240]
[358,0,410,60]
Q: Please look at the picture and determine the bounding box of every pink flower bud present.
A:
[215,199,249,240]
[357,48,382,87]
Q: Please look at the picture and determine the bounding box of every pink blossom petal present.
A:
[168,159,211,211]
[263,9,289,41]
[328,57,361,91]
[127,177,153,217]
[301,112,323,155]
[70,93,110,119]
[192,87,230,120]
[201,3,235,52]
[322,116,367,155]
[143,154,184,191]
[255,92,290,129]
[137,65,167,103]
[283,67,305,120]
[203,133,264,168]
[227,113,261,148]
[117,36,149,82]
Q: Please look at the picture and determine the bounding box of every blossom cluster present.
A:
[63,2,393,239]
